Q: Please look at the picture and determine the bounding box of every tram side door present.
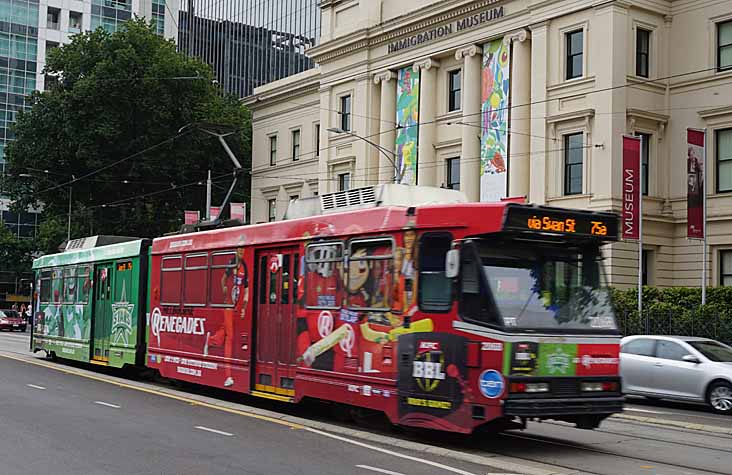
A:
[92,264,113,362]
[253,248,299,397]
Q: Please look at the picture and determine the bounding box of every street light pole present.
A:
[327,128,400,184]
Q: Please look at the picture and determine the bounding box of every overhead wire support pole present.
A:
[703,128,708,306]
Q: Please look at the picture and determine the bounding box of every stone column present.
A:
[414,58,439,187]
[455,45,482,201]
[529,22,548,204]
[374,70,397,183]
[504,30,531,199]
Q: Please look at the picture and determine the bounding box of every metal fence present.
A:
[619,309,732,345]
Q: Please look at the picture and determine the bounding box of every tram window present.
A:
[281,254,290,304]
[293,253,300,304]
[259,255,267,305]
[347,238,394,310]
[77,265,91,303]
[305,242,343,309]
[161,256,182,305]
[40,271,52,303]
[209,251,236,307]
[460,248,498,325]
[184,254,208,306]
[418,233,453,313]
[63,267,76,304]
[52,269,63,303]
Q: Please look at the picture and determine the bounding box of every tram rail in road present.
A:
[1,331,731,475]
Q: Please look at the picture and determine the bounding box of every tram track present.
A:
[3,333,731,475]
[493,431,732,475]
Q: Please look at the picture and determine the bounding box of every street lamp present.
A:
[327,127,400,183]
[19,172,73,242]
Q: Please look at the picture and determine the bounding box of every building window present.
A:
[721,251,732,286]
[717,128,732,192]
[269,136,277,166]
[637,132,651,195]
[564,133,583,195]
[636,28,650,78]
[47,7,60,30]
[338,173,350,192]
[446,158,460,190]
[566,30,583,80]
[314,124,320,157]
[718,21,732,71]
[267,199,276,222]
[340,95,351,131]
[292,129,300,161]
[69,12,82,32]
[641,249,652,286]
[448,69,461,112]
[290,195,299,201]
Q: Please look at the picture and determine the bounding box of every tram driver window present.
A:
[418,233,453,312]
[460,246,498,325]
[305,242,343,309]
[347,239,394,310]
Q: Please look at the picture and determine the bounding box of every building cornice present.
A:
[309,0,506,64]
[698,105,732,120]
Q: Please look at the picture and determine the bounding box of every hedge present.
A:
[612,287,732,344]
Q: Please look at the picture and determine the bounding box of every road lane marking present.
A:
[26,384,46,390]
[624,408,669,414]
[355,465,405,475]
[0,352,505,475]
[195,426,233,437]
[94,401,120,409]
[0,352,305,430]
[306,427,476,475]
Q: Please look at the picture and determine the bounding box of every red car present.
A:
[0,310,26,332]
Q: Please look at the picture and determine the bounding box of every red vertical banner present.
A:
[687,129,706,239]
[210,206,222,219]
[184,210,199,225]
[622,136,641,240]
[230,202,246,221]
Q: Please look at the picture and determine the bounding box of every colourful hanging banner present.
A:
[210,206,221,219]
[622,136,641,240]
[687,128,706,239]
[230,202,246,222]
[395,66,420,186]
[480,38,510,202]
[184,210,200,225]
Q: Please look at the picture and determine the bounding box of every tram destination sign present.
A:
[503,206,619,240]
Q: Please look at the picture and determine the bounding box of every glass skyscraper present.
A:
[178,0,321,98]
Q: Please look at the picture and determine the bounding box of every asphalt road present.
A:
[0,351,489,475]
[3,330,731,475]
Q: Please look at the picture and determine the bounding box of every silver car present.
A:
[620,335,732,414]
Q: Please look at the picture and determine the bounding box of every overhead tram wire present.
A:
[275,65,723,130]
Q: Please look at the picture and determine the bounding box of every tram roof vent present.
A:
[283,184,468,220]
[64,235,140,252]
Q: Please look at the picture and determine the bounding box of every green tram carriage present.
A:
[31,239,150,368]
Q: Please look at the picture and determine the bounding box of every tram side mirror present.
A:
[445,249,460,279]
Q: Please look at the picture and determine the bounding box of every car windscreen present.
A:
[479,244,617,332]
[687,340,732,362]
[0,310,18,319]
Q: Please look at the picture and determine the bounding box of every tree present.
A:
[3,19,250,241]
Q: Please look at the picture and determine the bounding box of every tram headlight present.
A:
[509,382,550,393]
[581,381,618,392]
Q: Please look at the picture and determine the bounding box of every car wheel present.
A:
[707,381,732,414]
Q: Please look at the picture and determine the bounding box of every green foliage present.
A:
[0,227,34,276]
[613,287,732,344]
[3,18,251,244]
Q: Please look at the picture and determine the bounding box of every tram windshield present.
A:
[471,242,617,332]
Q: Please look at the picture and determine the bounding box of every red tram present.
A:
[145,185,623,433]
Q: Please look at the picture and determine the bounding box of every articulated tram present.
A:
[31,184,623,433]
